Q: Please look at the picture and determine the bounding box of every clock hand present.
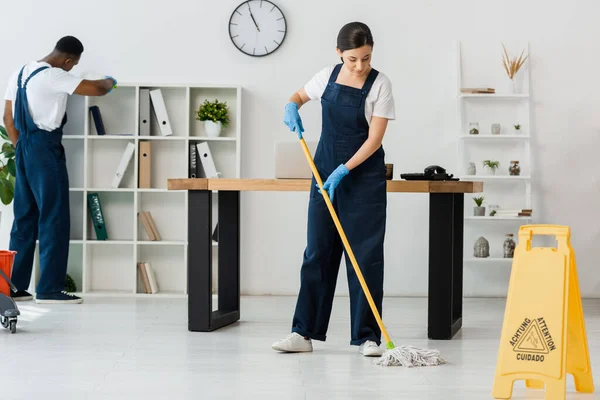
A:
[247,2,260,32]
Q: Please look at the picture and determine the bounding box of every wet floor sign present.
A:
[492,225,594,400]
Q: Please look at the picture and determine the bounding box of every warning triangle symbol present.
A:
[514,320,549,354]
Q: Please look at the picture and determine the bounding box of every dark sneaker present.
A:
[35,291,83,304]
[10,290,33,301]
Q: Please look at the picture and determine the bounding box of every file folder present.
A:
[138,141,151,188]
[111,141,135,188]
[189,142,198,178]
[149,89,173,136]
[87,193,107,240]
[139,89,150,136]
[196,142,219,178]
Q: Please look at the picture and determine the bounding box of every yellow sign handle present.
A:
[298,138,394,348]
[519,225,571,237]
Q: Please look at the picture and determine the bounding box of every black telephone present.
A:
[401,165,458,181]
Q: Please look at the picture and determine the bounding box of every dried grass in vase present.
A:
[501,43,529,92]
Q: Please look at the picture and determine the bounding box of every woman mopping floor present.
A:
[272,21,396,358]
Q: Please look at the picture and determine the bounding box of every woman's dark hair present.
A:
[337,22,374,53]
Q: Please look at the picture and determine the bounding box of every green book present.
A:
[87,193,107,240]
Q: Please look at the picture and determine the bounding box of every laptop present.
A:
[273,140,318,179]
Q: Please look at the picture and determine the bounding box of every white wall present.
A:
[1,0,599,298]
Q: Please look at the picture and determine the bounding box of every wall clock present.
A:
[229,0,287,57]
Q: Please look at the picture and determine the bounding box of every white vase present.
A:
[204,121,222,137]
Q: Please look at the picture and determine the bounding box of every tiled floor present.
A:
[1,296,599,399]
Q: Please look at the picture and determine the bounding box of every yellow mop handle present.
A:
[299,138,394,349]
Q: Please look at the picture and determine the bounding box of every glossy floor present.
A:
[1,296,599,399]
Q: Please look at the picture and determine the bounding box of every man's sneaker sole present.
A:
[35,298,83,304]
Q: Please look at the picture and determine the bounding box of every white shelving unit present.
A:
[29,83,242,298]
[455,41,533,261]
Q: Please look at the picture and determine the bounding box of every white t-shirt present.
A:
[303,65,396,124]
[4,61,83,131]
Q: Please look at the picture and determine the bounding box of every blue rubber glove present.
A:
[283,102,304,139]
[106,76,117,93]
[318,164,349,201]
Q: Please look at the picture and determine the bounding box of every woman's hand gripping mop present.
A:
[298,137,445,367]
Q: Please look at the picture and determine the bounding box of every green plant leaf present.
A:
[0,177,14,205]
[0,125,8,141]
[7,158,16,177]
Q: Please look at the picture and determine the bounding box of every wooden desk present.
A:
[168,178,483,340]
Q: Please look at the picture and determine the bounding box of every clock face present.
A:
[229,0,287,57]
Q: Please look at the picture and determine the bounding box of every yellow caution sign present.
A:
[492,225,594,399]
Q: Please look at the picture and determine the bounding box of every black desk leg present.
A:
[188,190,241,332]
[428,193,464,340]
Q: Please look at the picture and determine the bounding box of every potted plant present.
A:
[501,43,529,94]
[473,196,485,216]
[483,160,500,175]
[513,123,521,134]
[0,126,16,208]
[195,99,230,137]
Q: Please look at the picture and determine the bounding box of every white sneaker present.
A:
[359,340,383,357]
[272,332,313,353]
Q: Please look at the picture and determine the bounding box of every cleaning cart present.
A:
[0,250,19,334]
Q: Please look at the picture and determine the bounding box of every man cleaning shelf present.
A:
[3,36,116,304]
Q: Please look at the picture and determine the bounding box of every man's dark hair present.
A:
[55,36,84,57]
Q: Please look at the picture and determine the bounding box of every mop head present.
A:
[375,345,446,367]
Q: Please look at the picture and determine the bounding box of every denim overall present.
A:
[292,63,387,346]
[9,65,71,295]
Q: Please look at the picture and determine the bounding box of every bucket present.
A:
[0,250,17,297]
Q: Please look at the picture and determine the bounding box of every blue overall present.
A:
[9,65,71,295]
[292,64,387,346]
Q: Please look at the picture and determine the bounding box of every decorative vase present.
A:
[491,123,501,135]
[469,122,479,135]
[204,120,223,137]
[467,162,476,175]
[473,206,486,217]
[474,237,490,258]
[509,161,521,176]
[503,234,516,258]
[513,126,522,134]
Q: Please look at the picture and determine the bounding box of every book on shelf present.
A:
[494,209,532,217]
[461,87,496,94]
[87,193,107,240]
[89,105,106,135]
[189,142,199,178]
[138,211,161,241]
[137,262,158,294]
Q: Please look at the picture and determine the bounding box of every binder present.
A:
[149,89,173,136]
[196,142,219,178]
[87,193,107,240]
[138,141,151,188]
[139,89,150,136]
[189,142,198,178]
[89,105,106,135]
[111,141,135,188]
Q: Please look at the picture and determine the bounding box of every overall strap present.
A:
[23,66,49,88]
[328,63,343,83]
[360,68,379,95]
[17,66,26,89]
